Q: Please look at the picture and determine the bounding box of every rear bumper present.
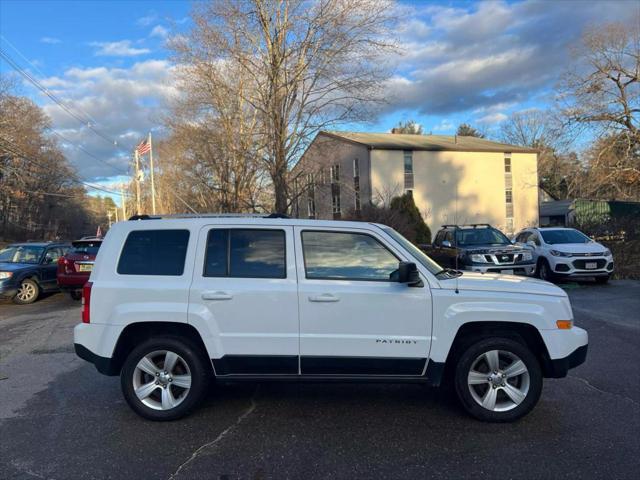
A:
[57,273,90,289]
[74,343,119,376]
[544,344,588,378]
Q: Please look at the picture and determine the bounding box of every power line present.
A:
[0,47,118,147]
[0,137,132,197]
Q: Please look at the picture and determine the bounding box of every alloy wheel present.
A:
[467,349,530,412]
[132,350,192,411]
[17,281,37,302]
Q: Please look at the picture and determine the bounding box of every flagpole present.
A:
[149,132,157,215]
[134,150,141,215]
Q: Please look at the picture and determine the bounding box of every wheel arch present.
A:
[441,321,555,384]
[109,322,210,376]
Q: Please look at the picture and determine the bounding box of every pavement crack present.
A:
[569,375,640,407]
[168,388,259,480]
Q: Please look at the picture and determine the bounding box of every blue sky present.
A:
[0,0,637,196]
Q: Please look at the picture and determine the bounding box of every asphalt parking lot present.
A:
[1,281,639,480]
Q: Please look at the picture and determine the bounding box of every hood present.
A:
[438,271,567,297]
[0,262,38,272]
[546,242,606,255]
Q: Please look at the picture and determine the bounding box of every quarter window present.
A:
[204,229,286,279]
[302,231,398,281]
[118,230,190,276]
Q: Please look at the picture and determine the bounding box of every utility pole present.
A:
[134,150,141,215]
[107,210,112,228]
[120,183,127,220]
[148,132,157,215]
[114,207,118,223]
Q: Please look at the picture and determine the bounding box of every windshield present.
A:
[455,228,511,246]
[382,227,442,274]
[540,229,592,245]
[71,241,102,255]
[0,245,45,264]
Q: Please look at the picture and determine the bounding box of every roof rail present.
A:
[128,213,290,221]
[441,223,492,228]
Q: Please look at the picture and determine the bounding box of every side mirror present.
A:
[396,261,422,286]
[441,240,452,248]
[43,256,53,264]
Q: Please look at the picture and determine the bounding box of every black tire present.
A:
[12,278,40,305]
[454,337,543,422]
[120,336,211,421]
[537,258,555,282]
[595,275,610,284]
[69,290,82,300]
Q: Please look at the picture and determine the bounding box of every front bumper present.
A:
[545,344,588,378]
[0,281,18,298]
[551,257,613,278]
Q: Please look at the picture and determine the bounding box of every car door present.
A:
[41,247,62,290]
[189,225,299,376]
[295,226,432,376]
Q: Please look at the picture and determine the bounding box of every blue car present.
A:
[0,242,71,304]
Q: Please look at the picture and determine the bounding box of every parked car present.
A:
[57,236,103,300]
[421,224,535,276]
[514,227,614,283]
[74,215,587,422]
[0,242,71,304]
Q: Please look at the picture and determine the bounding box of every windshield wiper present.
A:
[435,268,463,278]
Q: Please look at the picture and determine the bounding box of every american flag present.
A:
[136,139,151,156]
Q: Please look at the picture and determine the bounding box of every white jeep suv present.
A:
[514,227,614,283]
[74,215,588,422]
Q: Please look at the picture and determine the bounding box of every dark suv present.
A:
[0,242,71,304]
[422,224,536,275]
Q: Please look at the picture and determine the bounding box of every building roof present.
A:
[321,131,538,153]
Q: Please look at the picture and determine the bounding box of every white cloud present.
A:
[40,37,61,44]
[150,25,169,39]
[477,112,508,124]
[432,120,454,132]
[382,0,632,117]
[90,40,150,57]
[32,60,178,181]
[136,13,158,27]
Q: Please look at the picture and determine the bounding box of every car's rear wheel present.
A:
[13,279,40,305]
[121,336,210,421]
[69,290,82,300]
[454,337,542,422]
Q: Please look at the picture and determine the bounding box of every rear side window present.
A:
[204,229,286,279]
[118,230,190,276]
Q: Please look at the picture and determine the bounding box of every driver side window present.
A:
[45,248,62,263]
[302,231,399,281]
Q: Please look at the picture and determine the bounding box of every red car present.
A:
[57,237,102,299]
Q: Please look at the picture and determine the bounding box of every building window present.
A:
[504,157,511,173]
[353,158,359,178]
[505,189,513,204]
[332,191,341,218]
[404,150,414,189]
[330,164,340,183]
[307,196,316,219]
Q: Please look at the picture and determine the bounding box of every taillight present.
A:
[82,281,92,323]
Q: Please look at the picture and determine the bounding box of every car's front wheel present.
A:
[120,336,210,421]
[13,279,40,305]
[454,337,542,422]
[537,259,555,282]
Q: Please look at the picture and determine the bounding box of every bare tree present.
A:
[172,0,397,213]
[560,21,639,136]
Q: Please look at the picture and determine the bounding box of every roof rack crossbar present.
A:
[441,223,492,228]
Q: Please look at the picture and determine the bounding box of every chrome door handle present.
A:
[309,294,339,303]
[202,291,233,301]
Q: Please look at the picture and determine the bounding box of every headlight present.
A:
[470,254,490,263]
[0,272,12,280]
[604,249,612,257]
[550,250,569,257]
[521,252,533,261]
